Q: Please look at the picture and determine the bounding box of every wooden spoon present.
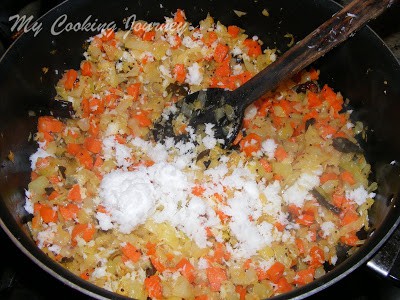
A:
[152,0,395,146]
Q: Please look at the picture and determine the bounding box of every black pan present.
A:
[1,0,400,299]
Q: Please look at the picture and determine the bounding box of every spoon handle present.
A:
[232,0,395,110]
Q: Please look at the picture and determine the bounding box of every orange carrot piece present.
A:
[214,43,229,63]
[296,213,315,226]
[227,25,240,38]
[239,133,262,157]
[38,116,64,133]
[235,285,247,300]
[145,275,163,299]
[307,91,322,108]
[150,256,166,273]
[266,261,285,284]
[295,238,305,255]
[122,242,142,263]
[133,111,152,127]
[176,258,195,283]
[194,296,209,300]
[77,149,94,170]
[309,246,325,267]
[276,277,293,293]
[64,69,78,90]
[142,30,156,41]
[243,39,262,57]
[59,204,79,221]
[174,9,186,23]
[173,64,186,83]
[206,267,227,292]
[48,190,59,201]
[84,137,102,154]
[259,158,272,173]
[127,83,141,101]
[71,223,95,246]
[101,28,115,42]
[67,143,81,155]
[341,210,359,226]
[275,146,288,162]
[68,184,82,202]
[294,268,315,285]
[341,171,355,185]
[40,205,57,223]
[192,185,205,196]
[340,233,359,246]
[320,172,339,184]
[80,61,92,76]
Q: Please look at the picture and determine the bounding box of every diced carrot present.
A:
[202,31,218,46]
[274,99,292,116]
[320,172,339,184]
[232,131,243,146]
[36,157,51,169]
[235,285,246,300]
[309,68,319,80]
[332,191,346,208]
[143,30,156,41]
[296,213,315,226]
[288,204,301,217]
[243,39,262,57]
[192,185,205,196]
[94,155,104,168]
[341,210,359,226]
[275,146,288,162]
[127,83,141,101]
[340,232,359,246]
[68,184,82,202]
[71,223,95,246]
[295,238,305,255]
[133,111,152,127]
[274,222,286,232]
[174,9,186,23]
[276,277,293,293]
[215,58,231,77]
[59,204,79,221]
[259,158,272,173]
[67,143,81,155]
[89,97,104,115]
[266,261,285,283]
[206,267,227,292]
[146,242,157,256]
[240,133,262,157]
[31,215,41,229]
[38,116,64,133]
[77,149,94,170]
[101,28,115,42]
[294,268,315,285]
[243,259,252,270]
[80,61,92,76]
[228,25,240,38]
[214,43,229,63]
[84,137,102,154]
[321,84,343,111]
[48,190,59,201]
[176,258,195,283]
[307,91,322,108]
[80,269,93,281]
[341,171,355,185]
[145,275,162,299]
[309,246,325,267]
[40,205,57,223]
[150,256,166,273]
[213,242,230,263]
[122,242,142,263]
[64,69,78,90]
[88,116,100,137]
[216,210,229,223]
[173,64,186,83]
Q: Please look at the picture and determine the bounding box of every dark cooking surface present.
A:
[1,0,400,299]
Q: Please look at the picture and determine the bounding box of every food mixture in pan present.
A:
[24,10,376,299]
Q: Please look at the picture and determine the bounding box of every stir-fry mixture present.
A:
[24,10,376,299]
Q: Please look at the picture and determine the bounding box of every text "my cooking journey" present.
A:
[8,13,188,37]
